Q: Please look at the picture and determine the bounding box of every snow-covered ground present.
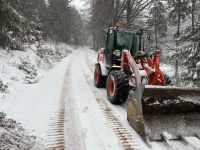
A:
[0,43,74,148]
[0,46,124,149]
[0,45,199,150]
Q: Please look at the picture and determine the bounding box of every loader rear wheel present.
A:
[94,64,106,88]
[106,70,129,104]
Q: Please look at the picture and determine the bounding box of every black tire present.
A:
[164,74,172,85]
[94,64,106,88]
[106,70,129,104]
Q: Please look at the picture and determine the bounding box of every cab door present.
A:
[105,31,114,67]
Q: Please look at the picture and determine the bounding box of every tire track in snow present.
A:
[45,58,69,150]
[44,62,69,150]
[82,50,143,150]
[45,52,85,150]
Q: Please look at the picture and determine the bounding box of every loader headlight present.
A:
[113,50,121,57]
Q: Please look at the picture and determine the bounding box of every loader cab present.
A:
[104,28,141,67]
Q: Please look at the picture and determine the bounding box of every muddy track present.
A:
[82,51,142,150]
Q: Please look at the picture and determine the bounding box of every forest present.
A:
[1,0,199,86]
[0,0,84,48]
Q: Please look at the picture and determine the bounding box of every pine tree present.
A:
[18,0,45,42]
[70,7,84,45]
[168,0,191,38]
[176,1,200,69]
[48,0,70,42]
[188,1,200,68]
[37,0,48,39]
[0,0,22,48]
[0,0,47,48]
[147,0,167,49]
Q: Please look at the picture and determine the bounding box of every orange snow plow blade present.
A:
[127,85,200,141]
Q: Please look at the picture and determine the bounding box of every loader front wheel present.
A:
[106,70,129,104]
[164,74,172,85]
[94,64,106,88]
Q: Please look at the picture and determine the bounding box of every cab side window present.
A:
[105,31,114,66]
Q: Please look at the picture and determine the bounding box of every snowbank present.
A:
[0,112,43,150]
[0,42,72,94]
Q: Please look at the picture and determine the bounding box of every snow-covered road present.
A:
[45,49,138,150]
[1,47,200,150]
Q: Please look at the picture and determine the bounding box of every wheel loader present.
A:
[94,27,200,141]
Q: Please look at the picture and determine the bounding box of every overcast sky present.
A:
[71,0,86,11]
[45,0,86,11]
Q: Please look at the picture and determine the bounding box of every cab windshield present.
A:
[116,30,138,56]
[116,32,135,50]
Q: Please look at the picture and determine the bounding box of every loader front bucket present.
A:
[127,85,200,141]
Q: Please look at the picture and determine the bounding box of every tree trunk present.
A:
[109,0,114,25]
[114,0,120,23]
[175,59,179,78]
[192,0,196,31]
[126,0,131,27]
[177,0,181,38]
[155,26,158,50]
[175,0,181,84]
[92,0,96,49]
